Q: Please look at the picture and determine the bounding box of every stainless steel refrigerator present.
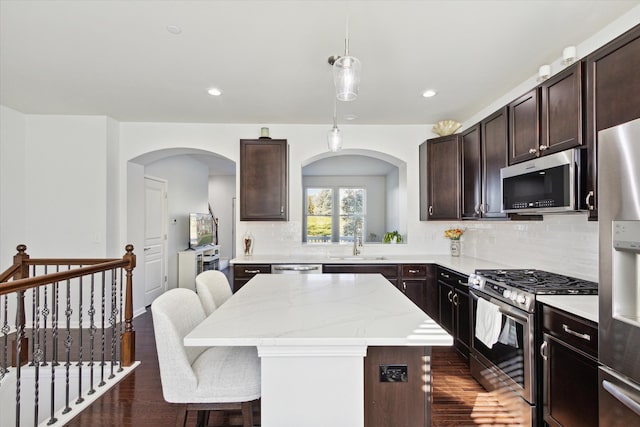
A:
[598,117,640,425]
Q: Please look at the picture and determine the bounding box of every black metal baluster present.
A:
[76,275,84,404]
[1,295,9,381]
[41,267,50,367]
[47,281,59,426]
[99,271,106,387]
[88,274,96,395]
[63,275,73,414]
[118,267,124,372]
[33,286,43,427]
[29,282,36,367]
[15,290,24,427]
[109,269,118,379]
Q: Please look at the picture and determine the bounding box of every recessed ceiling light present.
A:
[166,25,182,35]
[207,87,222,96]
[343,114,358,121]
[422,89,437,98]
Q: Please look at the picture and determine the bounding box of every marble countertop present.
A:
[231,254,512,277]
[537,295,599,323]
[184,273,453,348]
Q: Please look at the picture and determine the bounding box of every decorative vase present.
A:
[243,231,254,256]
[450,239,461,257]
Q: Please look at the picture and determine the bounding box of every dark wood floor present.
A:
[66,309,520,426]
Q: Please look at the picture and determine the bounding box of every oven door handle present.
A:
[470,290,530,324]
[603,380,640,417]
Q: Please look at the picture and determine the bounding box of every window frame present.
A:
[304,186,367,244]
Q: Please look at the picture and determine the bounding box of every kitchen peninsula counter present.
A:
[184,273,452,427]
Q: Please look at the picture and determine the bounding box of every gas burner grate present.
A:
[475,269,598,295]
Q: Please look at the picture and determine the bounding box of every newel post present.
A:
[12,244,29,366]
[121,244,136,367]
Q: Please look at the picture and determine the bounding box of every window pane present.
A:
[306,188,332,243]
[340,216,364,243]
[339,188,365,215]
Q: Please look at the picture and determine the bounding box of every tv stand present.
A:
[178,245,220,291]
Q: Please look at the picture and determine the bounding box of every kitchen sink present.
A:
[328,256,386,261]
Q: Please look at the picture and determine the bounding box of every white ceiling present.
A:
[1,0,638,126]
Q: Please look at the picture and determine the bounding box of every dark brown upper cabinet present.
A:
[509,62,584,166]
[240,139,288,221]
[461,107,508,219]
[419,135,462,220]
[586,24,640,220]
[540,62,584,156]
[508,88,539,165]
[480,107,509,218]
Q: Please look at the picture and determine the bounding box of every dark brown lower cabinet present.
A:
[364,346,430,427]
[542,305,598,427]
[437,267,470,361]
[232,264,270,292]
[322,264,399,287]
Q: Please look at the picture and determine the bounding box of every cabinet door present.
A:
[426,135,462,220]
[461,124,482,219]
[425,265,439,322]
[454,287,470,359]
[509,89,539,164]
[543,335,598,427]
[439,282,454,335]
[401,280,427,312]
[232,264,271,292]
[586,25,640,220]
[481,107,508,218]
[240,139,288,221]
[540,62,583,155]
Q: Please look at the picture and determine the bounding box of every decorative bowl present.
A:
[432,120,462,136]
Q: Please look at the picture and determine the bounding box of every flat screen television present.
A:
[189,212,214,249]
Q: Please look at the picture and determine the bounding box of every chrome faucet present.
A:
[352,219,363,256]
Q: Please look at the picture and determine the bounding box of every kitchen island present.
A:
[184,273,452,427]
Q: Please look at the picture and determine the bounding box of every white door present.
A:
[144,176,168,306]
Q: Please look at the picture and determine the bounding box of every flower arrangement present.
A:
[444,227,465,240]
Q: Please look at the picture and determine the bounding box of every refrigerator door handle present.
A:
[603,379,640,417]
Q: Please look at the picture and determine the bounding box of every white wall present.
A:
[0,105,26,266]
[145,155,209,288]
[209,174,236,260]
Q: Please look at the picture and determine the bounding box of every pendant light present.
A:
[332,17,361,101]
[327,99,342,152]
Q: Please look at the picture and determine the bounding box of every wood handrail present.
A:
[0,263,21,283]
[0,259,128,296]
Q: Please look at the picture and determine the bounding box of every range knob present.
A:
[503,289,511,299]
[516,294,526,304]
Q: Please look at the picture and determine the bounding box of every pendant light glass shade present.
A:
[333,55,361,101]
[327,126,342,152]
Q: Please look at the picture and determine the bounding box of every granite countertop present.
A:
[230,254,599,322]
[230,254,512,277]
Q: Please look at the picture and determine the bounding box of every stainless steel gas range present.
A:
[467,269,598,426]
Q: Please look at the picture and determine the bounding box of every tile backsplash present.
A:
[239,213,598,283]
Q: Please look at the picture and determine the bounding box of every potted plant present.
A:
[383,230,402,244]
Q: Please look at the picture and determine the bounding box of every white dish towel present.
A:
[475,298,503,348]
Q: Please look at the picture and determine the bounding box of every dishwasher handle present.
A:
[271,264,322,273]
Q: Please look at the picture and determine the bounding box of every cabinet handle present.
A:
[280,206,284,215]
[244,269,261,274]
[452,293,459,306]
[447,290,453,302]
[540,340,548,361]
[480,203,486,214]
[528,148,537,154]
[474,203,481,215]
[457,279,466,286]
[586,190,595,210]
[428,205,434,216]
[562,324,591,341]
[602,380,640,417]
[440,272,450,279]
[402,282,407,292]
[539,145,549,151]
[408,269,420,274]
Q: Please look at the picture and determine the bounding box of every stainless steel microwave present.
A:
[500,149,587,214]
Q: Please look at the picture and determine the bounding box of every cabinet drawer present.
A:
[402,264,428,279]
[322,264,399,279]
[233,264,271,279]
[436,267,468,289]
[543,305,598,357]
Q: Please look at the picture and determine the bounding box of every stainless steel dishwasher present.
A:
[271,264,323,274]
